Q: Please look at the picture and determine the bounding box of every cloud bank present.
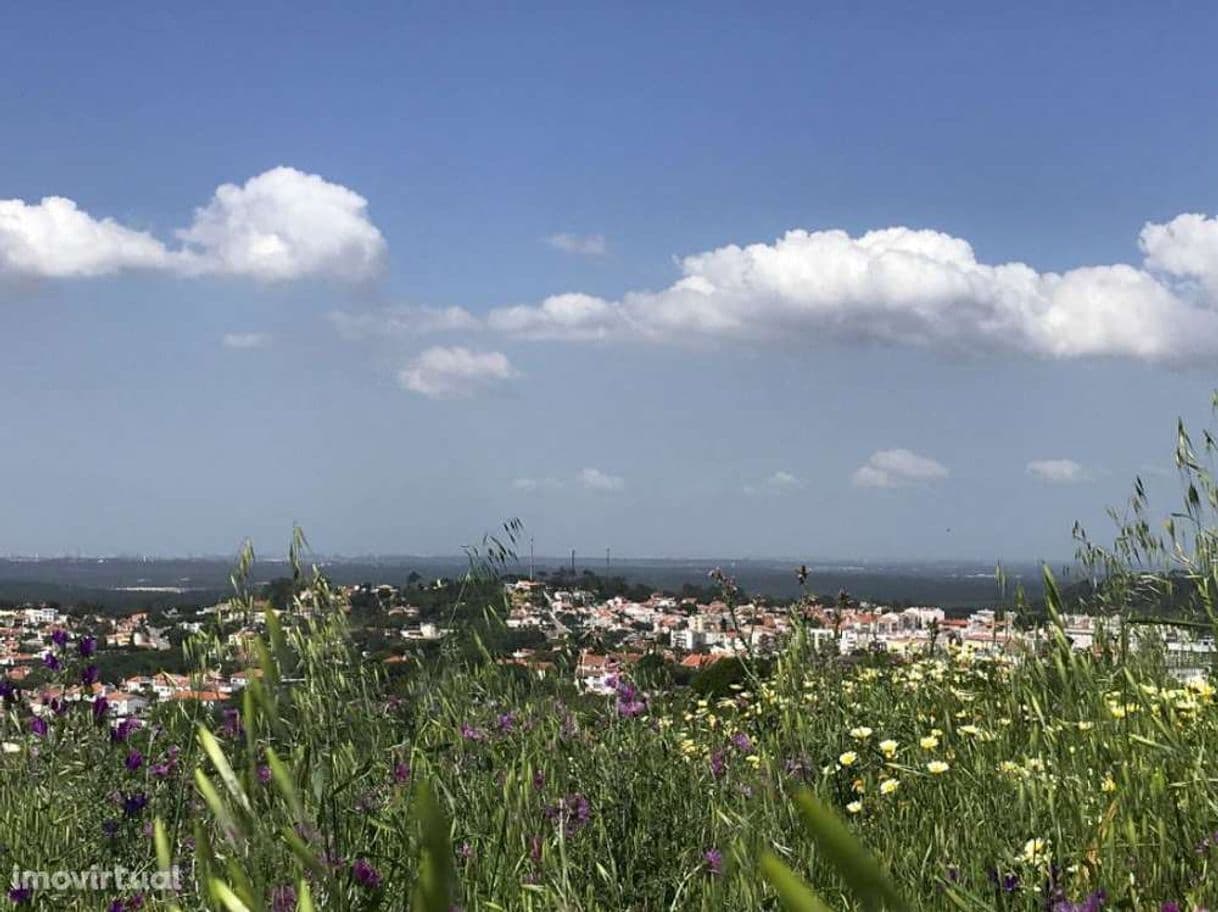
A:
[1026,458,1089,483]
[469,215,1218,361]
[398,346,517,399]
[0,167,385,282]
[852,449,949,488]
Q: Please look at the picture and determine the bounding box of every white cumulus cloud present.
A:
[1139,212,1218,297]
[487,293,621,341]
[398,346,517,399]
[222,332,271,349]
[1026,458,1089,483]
[479,215,1218,362]
[852,449,949,488]
[0,196,170,277]
[177,167,385,281]
[0,167,384,283]
[579,467,625,491]
[546,233,607,256]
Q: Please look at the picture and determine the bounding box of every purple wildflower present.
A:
[987,868,1019,893]
[460,723,485,741]
[92,696,110,723]
[1051,890,1106,912]
[50,698,67,716]
[730,732,754,754]
[50,629,69,648]
[125,750,144,772]
[122,792,148,818]
[497,712,515,733]
[351,858,381,889]
[78,636,97,658]
[612,676,648,717]
[257,765,272,785]
[544,793,592,836]
[704,848,723,875]
[0,681,16,703]
[82,665,100,686]
[710,749,726,778]
[41,652,60,672]
[393,761,411,784]
[617,696,647,717]
[7,887,32,904]
[270,885,297,912]
[111,717,140,743]
[219,708,243,739]
[29,717,48,738]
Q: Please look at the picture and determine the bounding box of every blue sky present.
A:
[2,1,1217,560]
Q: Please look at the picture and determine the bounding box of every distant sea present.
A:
[0,555,1071,611]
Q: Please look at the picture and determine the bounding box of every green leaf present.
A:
[266,746,306,823]
[152,818,183,912]
[759,851,834,912]
[194,768,244,846]
[791,789,907,911]
[210,880,253,912]
[412,781,455,912]
[198,725,252,814]
[295,880,315,912]
[282,826,331,882]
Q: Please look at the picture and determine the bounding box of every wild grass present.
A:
[7,406,1218,910]
[2,559,1216,911]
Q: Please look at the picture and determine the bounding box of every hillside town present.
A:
[3,573,1213,729]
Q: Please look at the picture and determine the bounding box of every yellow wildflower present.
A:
[1022,837,1049,865]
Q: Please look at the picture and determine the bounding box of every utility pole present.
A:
[571,549,575,574]
[529,537,535,581]
[606,547,610,572]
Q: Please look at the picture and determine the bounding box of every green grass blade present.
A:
[759,851,834,912]
[412,780,455,912]
[792,789,907,911]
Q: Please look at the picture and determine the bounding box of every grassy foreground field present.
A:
[2,559,1217,911]
[11,405,1218,912]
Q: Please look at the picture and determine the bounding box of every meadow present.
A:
[0,563,1214,911]
[6,415,1218,911]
